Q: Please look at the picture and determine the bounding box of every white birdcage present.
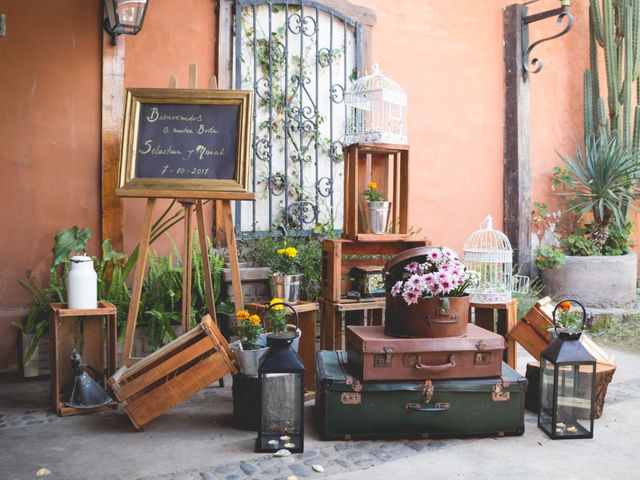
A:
[344,64,407,145]
[463,215,529,304]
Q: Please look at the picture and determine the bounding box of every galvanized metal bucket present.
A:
[367,201,391,234]
[269,273,303,304]
[230,342,271,377]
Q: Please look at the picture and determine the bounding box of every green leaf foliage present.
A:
[557,133,640,230]
[51,226,92,270]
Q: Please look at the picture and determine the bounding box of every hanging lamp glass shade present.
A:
[104,0,148,37]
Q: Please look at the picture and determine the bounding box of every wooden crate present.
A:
[321,238,428,303]
[109,314,237,431]
[343,143,410,240]
[319,298,385,350]
[50,302,118,416]
[247,301,319,392]
[508,297,615,364]
[471,299,518,370]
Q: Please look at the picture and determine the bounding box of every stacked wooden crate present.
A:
[320,238,428,350]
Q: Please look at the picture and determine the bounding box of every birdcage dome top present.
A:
[464,215,512,261]
[345,64,407,107]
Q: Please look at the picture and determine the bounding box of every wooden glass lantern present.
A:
[257,332,305,453]
[538,300,596,439]
[343,143,409,240]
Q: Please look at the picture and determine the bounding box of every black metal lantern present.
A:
[538,299,596,439]
[103,0,148,42]
[256,331,304,453]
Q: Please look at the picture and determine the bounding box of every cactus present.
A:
[586,0,640,151]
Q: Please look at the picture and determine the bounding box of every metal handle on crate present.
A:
[405,402,450,412]
[414,354,456,371]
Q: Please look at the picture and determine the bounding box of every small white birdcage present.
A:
[344,64,407,145]
[464,215,529,304]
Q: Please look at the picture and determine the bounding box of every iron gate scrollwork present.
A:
[233,0,362,234]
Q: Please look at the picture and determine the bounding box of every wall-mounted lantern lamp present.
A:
[103,0,149,45]
[522,0,574,78]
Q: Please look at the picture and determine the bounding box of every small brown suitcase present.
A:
[346,323,505,381]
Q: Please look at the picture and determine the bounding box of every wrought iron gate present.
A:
[233,0,362,234]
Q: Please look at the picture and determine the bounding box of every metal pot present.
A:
[367,201,391,234]
[385,294,470,338]
[269,272,303,304]
[230,342,271,377]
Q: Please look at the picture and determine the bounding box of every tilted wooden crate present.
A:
[109,315,237,430]
[508,297,614,365]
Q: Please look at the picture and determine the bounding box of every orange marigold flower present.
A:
[236,310,250,320]
[367,181,377,190]
[559,301,571,311]
[249,314,261,325]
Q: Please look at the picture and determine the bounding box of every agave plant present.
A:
[555,133,640,250]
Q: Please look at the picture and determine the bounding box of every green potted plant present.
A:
[536,134,640,307]
[230,309,270,376]
[268,243,303,304]
[363,181,390,234]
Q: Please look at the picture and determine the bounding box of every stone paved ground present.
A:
[1,345,639,480]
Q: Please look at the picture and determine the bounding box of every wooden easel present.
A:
[121,65,247,366]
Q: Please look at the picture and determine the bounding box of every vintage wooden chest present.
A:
[109,315,237,430]
[316,350,527,440]
[346,324,505,381]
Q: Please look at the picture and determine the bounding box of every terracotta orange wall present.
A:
[0,0,610,372]
[122,0,217,255]
[361,0,592,254]
[0,0,102,370]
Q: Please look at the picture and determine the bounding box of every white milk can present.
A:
[67,255,98,309]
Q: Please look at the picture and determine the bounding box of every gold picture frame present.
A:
[116,88,255,200]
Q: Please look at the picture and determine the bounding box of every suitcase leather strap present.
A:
[336,351,362,392]
[414,354,456,371]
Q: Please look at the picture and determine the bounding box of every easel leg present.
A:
[181,202,195,333]
[122,198,156,366]
[221,201,244,312]
[196,200,217,326]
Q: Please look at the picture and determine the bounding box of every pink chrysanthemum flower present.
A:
[405,261,419,273]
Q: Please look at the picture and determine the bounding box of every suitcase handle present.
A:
[414,355,456,371]
[424,315,459,325]
[405,402,450,412]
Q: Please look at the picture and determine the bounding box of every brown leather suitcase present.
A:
[346,323,505,381]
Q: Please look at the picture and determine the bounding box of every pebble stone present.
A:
[239,463,256,475]
[286,476,298,480]
[311,465,324,473]
[274,448,291,457]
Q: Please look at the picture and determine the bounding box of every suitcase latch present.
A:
[340,392,362,405]
[474,352,492,365]
[423,380,434,404]
[345,375,363,392]
[374,346,394,367]
[492,380,510,402]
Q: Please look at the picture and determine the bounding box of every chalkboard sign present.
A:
[116,88,254,200]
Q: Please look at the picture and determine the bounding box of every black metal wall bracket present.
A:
[521,0,574,79]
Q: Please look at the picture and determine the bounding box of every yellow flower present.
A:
[284,246,298,258]
[277,248,286,255]
[236,310,250,320]
[270,297,284,310]
[249,314,261,326]
[367,181,377,190]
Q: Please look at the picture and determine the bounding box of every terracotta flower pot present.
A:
[385,294,470,338]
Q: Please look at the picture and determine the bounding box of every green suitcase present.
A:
[315,350,527,440]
